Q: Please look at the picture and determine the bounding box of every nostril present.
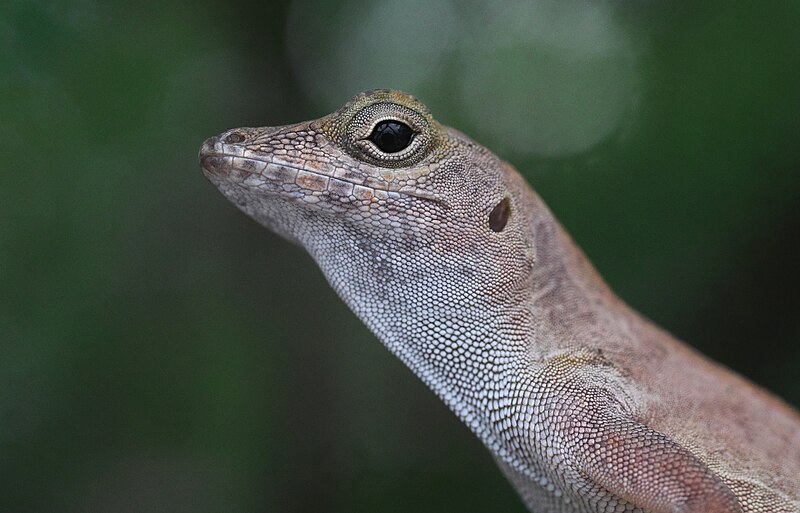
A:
[224,132,246,144]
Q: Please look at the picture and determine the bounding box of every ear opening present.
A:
[489,196,511,232]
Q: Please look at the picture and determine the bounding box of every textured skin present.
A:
[199,90,800,513]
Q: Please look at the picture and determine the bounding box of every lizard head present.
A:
[200,89,535,402]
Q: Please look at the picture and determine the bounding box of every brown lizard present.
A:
[199,89,800,513]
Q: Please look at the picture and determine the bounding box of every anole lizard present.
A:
[199,90,800,513]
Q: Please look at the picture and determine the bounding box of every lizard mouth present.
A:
[201,152,397,201]
[200,151,442,204]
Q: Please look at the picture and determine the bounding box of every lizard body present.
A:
[200,90,800,513]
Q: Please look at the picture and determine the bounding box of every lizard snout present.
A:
[198,135,220,160]
[200,154,230,178]
[199,135,232,178]
[199,134,220,152]
[199,132,247,179]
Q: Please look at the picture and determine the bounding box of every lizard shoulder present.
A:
[513,350,742,513]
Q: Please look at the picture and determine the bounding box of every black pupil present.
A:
[368,120,413,153]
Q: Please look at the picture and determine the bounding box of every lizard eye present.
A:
[342,101,433,167]
[489,197,511,232]
[368,120,414,153]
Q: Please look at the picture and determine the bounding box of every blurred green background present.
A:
[2,1,799,512]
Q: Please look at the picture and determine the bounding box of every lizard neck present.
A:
[510,173,638,361]
[306,221,532,437]
[306,185,636,441]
